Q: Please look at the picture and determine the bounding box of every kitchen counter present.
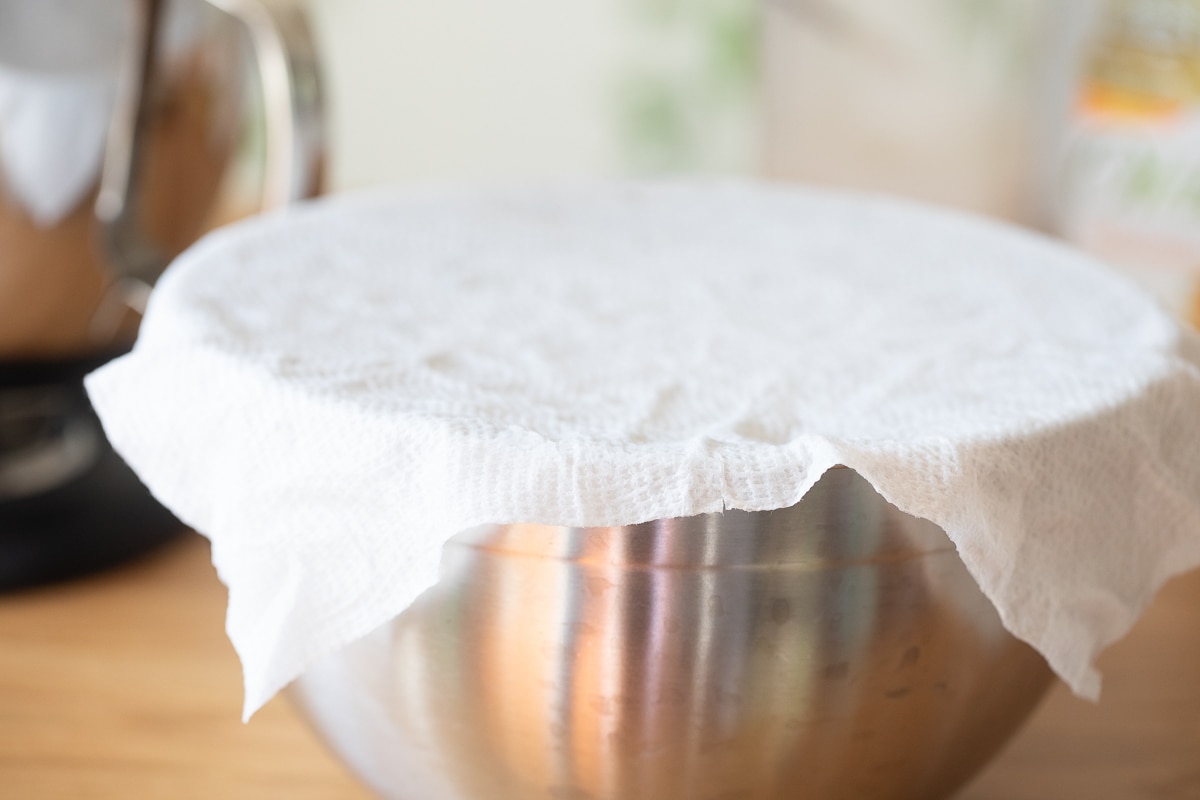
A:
[1,531,1197,799]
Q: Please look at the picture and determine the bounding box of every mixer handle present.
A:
[207,0,325,211]
[93,0,324,299]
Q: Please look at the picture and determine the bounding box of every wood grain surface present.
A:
[0,533,370,800]
[961,562,1200,799]
[0,532,1197,799]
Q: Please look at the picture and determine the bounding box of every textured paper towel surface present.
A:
[86,183,1200,718]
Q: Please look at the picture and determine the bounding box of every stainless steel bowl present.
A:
[289,467,1053,800]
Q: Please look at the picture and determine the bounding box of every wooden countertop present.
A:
[1,532,1198,799]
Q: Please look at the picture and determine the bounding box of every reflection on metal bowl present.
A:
[289,467,1052,800]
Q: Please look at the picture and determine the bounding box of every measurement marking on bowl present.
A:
[824,662,850,680]
[770,597,792,624]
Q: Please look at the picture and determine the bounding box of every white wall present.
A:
[300,0,628,190]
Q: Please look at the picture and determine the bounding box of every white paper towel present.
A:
[86,182,1200,719]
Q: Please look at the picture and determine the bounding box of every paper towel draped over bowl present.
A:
[85,182,1200,719]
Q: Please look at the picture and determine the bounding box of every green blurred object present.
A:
[617,0,759,173]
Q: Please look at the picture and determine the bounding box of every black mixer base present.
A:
[0,351,184,592]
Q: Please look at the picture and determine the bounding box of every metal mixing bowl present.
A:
[289,467,1053,800]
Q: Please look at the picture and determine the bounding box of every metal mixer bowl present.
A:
[288,468,1052,800]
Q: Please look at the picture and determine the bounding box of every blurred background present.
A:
[295,0,1200,321]
[293,0,758,187]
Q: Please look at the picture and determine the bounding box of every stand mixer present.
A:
[0,0,323,589]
